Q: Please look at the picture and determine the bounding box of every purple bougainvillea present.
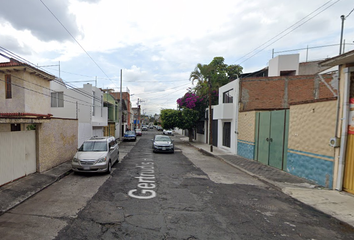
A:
[177,92,205,109]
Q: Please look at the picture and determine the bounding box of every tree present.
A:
[161,96,203,142]
[189,57,242,105]
[188,57,243,149]
[160,109,180,130]
[179,108,199,142]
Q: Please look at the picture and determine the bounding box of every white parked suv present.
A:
[72,136,119,174]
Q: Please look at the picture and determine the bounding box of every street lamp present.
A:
[339,15,345,55]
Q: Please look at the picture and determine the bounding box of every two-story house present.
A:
[50,80,108,147]
[0,57,77,186]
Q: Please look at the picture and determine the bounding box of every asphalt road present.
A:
[57,130,354,240]
[1,129,353,239]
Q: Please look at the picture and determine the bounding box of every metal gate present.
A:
[212,120,218,147]
[255,110,289,170]
[0,131,36,186]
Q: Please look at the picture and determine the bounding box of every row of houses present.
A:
[0,56,142,186]
[193,52,354,195]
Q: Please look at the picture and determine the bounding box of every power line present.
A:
[346,7,354,18]
[39,0,119,89]
[235,0,341,65]
[0,77,95,108]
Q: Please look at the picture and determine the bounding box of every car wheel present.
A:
[107,160,112,174]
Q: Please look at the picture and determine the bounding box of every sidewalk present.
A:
[0,160,72,215]
[0,139,130,216]
[180,137,354,228]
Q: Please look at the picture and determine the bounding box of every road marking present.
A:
[128,158,157,199]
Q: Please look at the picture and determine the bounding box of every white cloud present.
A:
[0,0,353,115]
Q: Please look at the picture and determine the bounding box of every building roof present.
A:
[319,49,354,67]
[0,58,55,81]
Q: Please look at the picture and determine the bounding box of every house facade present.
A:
[132,106,141,129]
[201,54,340,188]
[0,58,77,186]
[237,55,338,188]
[320,49,354,194]
[50,81,107,147]
[103,90,119,137]
[208,79,240,154]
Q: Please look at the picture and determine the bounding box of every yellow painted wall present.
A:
[238,111,256,142]
[37,118,78,172]
[288,101,336,158]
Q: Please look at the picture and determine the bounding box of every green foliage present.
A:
[189,56,243,103]
[160,108,199,131]
[179,108,199,130]
[26,124,36,131]
[161,109,180,129]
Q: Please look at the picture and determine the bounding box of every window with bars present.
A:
[5,74,12,99]
[51,92,64,107]
[223,89,233,103]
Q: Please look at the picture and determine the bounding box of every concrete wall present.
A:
[269,54,299,77]
[237,111,256,160]
[78,123,92,147]
[50,79,77,119]
[0,71,51,114]
[37,118,78,172]
[287,100,336,188]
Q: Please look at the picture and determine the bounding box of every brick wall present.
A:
[240,74,336,111]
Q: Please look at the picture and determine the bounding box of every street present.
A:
[1,130,354,239]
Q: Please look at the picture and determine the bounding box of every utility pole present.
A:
[208,78,213,152]
[118,69,123,140]
[339,15,345,55]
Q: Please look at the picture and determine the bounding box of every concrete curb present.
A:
[0,162,73,216]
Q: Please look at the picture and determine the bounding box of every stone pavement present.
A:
[180,137,354,228]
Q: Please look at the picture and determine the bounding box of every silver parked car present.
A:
[152,135,174,153]
[72,136,119,173]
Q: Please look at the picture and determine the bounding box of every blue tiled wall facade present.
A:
[237,140,254,160]
[287,149,334,188]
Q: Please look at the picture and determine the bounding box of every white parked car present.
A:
[163,129,174,135]
[72,136,119,174]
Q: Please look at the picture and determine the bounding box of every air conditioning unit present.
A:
[329,137,340,148]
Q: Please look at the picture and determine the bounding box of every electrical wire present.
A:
[0,77,95,108]
[0,46,106,104]
[235,0,341,65]
[39,0,116,87]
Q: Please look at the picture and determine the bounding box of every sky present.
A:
[0,0,353,115]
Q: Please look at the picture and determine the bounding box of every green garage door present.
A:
[255,110,289,170]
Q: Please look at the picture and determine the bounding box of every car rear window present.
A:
[79,141,107,152]
[155,136,170,142]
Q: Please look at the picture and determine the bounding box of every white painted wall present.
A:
[268,54,299,77]
[212,79,239,154]
[50,81,108,147]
